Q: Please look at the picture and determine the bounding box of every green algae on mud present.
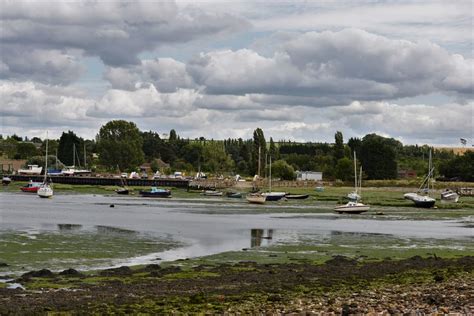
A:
[2,256,473,314]
[0,228,181,274]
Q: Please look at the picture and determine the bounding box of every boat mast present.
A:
[269,155,272,193]
[354,151,357,194]
[84,143,87,168]
[258,146,261,178]
[44,132,48,183]
[73,143,75,167]
[428,149,432,195]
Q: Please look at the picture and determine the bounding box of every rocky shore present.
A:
[1,256,473,314]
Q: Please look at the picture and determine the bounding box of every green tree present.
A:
[97,120,144,171]
[270,159,295,180]
[269,137,280,160]
[169,129,177,142]
[252,128,266,176]
[15,142,39,159]
[334,157,353,181]
[439,151,474,181]
[202,141,234,174]
[58,131,83,166]
[359,134,398,179]
[334,131,345,163]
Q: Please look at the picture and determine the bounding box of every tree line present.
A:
[0,120,472,182]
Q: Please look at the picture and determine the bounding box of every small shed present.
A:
[296,171,323,181]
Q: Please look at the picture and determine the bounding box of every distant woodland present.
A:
[1,120,472,181]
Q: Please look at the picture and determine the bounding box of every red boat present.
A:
[20,181,42,193]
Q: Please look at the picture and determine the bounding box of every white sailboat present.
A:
[404,149,436,208]
[38,133,54,198]
[334,152,369,214]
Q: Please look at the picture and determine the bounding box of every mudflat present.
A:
[1,256,472,314]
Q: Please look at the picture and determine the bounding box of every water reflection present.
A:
[96,225,137,235]
[251,229,274,248]
[57,224,82,231]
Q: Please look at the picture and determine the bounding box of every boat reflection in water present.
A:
[251,229,274,248]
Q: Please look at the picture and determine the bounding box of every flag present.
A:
[460,138,467,145]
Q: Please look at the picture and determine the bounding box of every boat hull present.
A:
[262,192,286,201]
[285,194,309,200]
[116,188,129,195]
[246,194,266,204]
[139,190,171,198]
[37,185,53,198]
[334,202,370,214]
[412,200,436,208]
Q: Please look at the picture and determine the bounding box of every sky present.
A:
[0,0,472,146]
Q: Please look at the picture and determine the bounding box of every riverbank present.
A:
[1,256,472,314]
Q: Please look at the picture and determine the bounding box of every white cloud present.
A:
[104,58,197,92]
[87,85,200,118]
[187,29,473,103]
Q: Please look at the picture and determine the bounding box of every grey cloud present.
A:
[0,46,84,85]
[1,1,249,67]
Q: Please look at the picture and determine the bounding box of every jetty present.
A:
[7,175,189,188]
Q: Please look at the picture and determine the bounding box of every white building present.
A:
[296,171,323,181]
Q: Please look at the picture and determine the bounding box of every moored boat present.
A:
[334,151,370,214]
[262,192,286,201]
[246,193,266,204]
[37,134,54,198]
[334,201,370,214]
[2,176,11,185]
[201,190,223,196]
[226,191,242,198]
[115,187,129,195]
[18,165,42,175]
[139,187,171,198]
[440,189,459,203]
[21,181,42,193]
[285,194,309,200]
[404,150,436,208]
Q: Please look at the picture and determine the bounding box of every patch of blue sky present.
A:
[75,56,108,97]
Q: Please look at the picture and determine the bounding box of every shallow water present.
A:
[0,192,472,275]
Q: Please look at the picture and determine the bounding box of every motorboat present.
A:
[334,201,370,214]
[38,134,53,198]
[404,150,436,208]
[246,193,266,204]
[440,189,459,203]
[139,187,171,198]
[334,151,370,214]
[18,165,42,175]
[21,181,42,193]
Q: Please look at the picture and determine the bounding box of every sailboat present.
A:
[62,143,91,176]
[261,156,286,201]
[404,150,436,208]
[334,152,370,214]
[38,133,54,198]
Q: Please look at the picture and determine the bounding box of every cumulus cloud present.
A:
[334,100,473,144]
[87,84,200,118]
[187,29,473,104]
[104,58,197,92]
